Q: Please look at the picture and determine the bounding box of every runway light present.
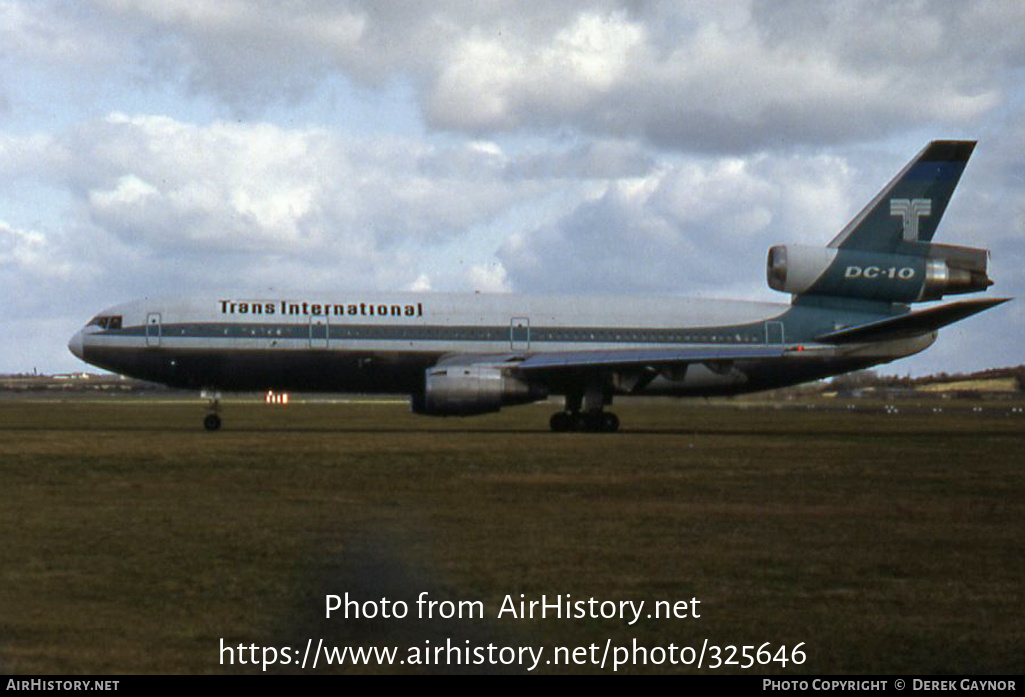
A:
[265,390,290,405]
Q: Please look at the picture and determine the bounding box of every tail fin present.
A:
[828,140,976,253]
[769,141,993,305]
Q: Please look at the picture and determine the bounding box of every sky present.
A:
[1,0,1023,376]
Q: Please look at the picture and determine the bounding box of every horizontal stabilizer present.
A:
[816,298,1010,344]
[516,345,786,372]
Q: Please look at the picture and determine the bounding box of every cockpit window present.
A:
[87,315,122,330]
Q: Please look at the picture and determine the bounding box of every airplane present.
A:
[67,140,1008,432]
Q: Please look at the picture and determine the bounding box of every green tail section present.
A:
[828,140,975,253]
[769,141,994,307]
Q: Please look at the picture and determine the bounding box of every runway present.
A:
[1,398,1021,673]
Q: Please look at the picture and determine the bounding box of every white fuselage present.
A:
[68,291,930,399]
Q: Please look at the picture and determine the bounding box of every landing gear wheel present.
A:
[550,411,573,432]
[201,389,222,432]
[600,411,620,433]
[549,410,620,432]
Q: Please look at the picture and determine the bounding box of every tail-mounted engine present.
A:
[767,242,992,303]
[411,364,547,416]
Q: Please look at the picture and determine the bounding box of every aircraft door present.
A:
[310,314,329,349]
[765,321,784,345]
[510,317,530,351]
[146,313,161,347]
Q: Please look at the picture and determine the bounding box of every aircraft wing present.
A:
[514,345,788,372]
[815,297,1010,344]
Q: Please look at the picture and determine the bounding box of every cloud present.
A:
[415,2,1014,150]
[427,10,644,131]
[498,151,858,297]
[2,113,626,301]
[8,2,1022,150]
[466,262,511,293]
[1,2,1022,376]
[0,220,74,282]
[0,1,121,68]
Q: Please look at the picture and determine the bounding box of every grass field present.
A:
[1,398,1022,674]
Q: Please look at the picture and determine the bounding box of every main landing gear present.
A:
[549,410,620,432]
[549,383,620,432]
[202,390,222,431]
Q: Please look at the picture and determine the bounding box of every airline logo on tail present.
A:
[890,198,932,241]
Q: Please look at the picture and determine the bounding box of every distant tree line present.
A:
[828,365,1025,393]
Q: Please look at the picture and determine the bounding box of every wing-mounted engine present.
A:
[411,364,548,416]
[767,243,992,303]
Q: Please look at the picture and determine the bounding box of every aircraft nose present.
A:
[68,329,84,360]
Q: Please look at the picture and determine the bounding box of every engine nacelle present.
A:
[767,243,992,303]
[411,364,548,416]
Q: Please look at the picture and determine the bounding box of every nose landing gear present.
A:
[202,390,222,431]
